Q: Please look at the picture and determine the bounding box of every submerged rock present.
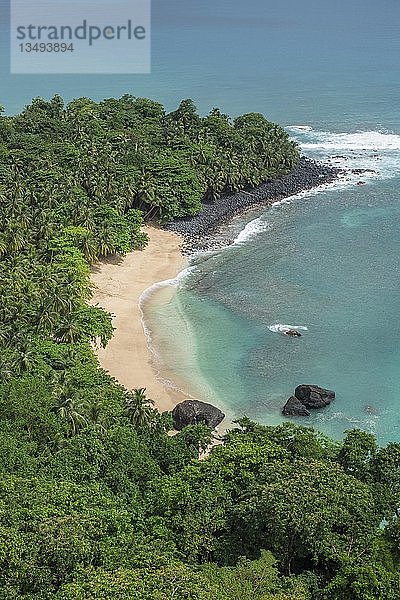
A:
[172,399,225,430]
[282,396,310,417]
[294,384,335,409]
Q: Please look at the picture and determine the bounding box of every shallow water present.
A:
[146,129,400,444]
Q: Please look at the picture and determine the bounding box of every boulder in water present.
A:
[172,399,225,430]
[282,396,310,417]
[294,384,335,408]
[284,329,302,337]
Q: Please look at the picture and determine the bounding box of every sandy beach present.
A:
[90,226,188,413]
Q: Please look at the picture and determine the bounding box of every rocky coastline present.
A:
[164,156,346,254]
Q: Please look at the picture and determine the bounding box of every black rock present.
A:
[294,384,335,409]
[282,396,310,417]
[172,399,225,430]
[164,157,344,255]
[284,329,302,337]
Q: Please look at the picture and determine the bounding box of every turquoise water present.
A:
[1,0,400,441]
[147,132,400,443]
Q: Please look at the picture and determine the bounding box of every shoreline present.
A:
[164,156,346,253]
[90,226,189,413]
[90,157,354,420]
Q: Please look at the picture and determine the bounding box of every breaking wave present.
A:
[234,216,271,244]
[301,130,400,151]
[139,266,195,308]
[227,126,400,249]
[286,125,314,132]
[287,126,400,180]
[268,323,308,334]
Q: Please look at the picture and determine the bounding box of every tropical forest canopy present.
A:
[0,96,400,599]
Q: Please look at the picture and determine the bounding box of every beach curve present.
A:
[90,226,189,412]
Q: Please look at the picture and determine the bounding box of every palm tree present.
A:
[77,232,98,264]
[94,228,115,257]
[8,227,27,253]
[134,171,156,212]
[0,235,7,257]
[53,384,88,436]
[84,397,107,432]
[0,354,14,382]
[18,345,37,372]
[35,305,59,334]
[55,320,82,344]
[70,204,95,232]
[124,387,155,429]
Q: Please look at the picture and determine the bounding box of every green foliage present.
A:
[124,387,157,429]
[71,304,114,348]
[124,208,148,248]
[0,476,138,595]
[202,550,309,600]
[338,428,378,481]
[55,563,229,600]
[324,563,400,600]
[370,442,400,515]
[1,95,398,599]
[225,460,378,572]
[228,418,338,461]
[0,375,67,446]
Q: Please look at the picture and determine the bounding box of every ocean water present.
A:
[146,130,400,443]
[1,0,400,123]
[1,0,400,442]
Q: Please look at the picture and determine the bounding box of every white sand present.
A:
[90,226,188,412]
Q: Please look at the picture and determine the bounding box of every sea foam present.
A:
[139,265,194,305]
[228,127,400,249]
[287,125,314,132]
[287,127,400,181]
[268,323,308,334]
[234,216,271,244]
[301,130,400,151]
[138,265,196,378]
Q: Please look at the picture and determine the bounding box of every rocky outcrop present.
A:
[284,329,302,337]
[294,384,335,408]
[164,157,344,255]
[282,396,310,417]
[282,384,335,416]
[172,399,225,430]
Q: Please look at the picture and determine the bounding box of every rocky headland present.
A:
[164,156,346,254]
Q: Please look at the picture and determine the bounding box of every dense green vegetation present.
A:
[0,94,299,363]
[1,96,399,599]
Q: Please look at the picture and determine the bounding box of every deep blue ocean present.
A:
[1,0,400,442]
